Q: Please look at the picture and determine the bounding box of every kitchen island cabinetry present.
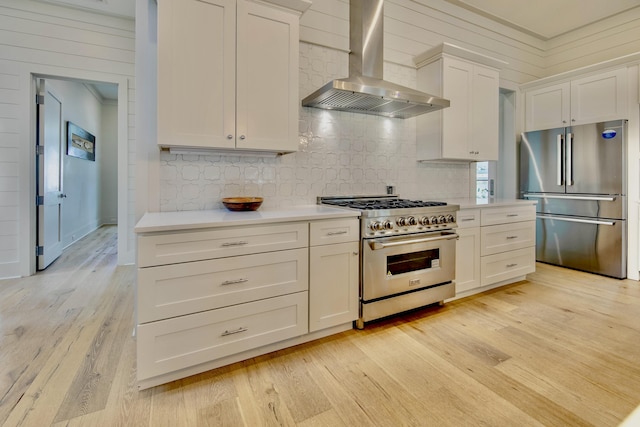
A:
[136,222,310,386]
[134,206,359,389]
[414,43,504,162]
[524,68,627,132]
[450,201,536,299]
[309,218,359,332]
[157,0,310,153]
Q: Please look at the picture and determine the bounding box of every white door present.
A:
[37,79,64,270]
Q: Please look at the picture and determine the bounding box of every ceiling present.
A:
[442,0,640,40]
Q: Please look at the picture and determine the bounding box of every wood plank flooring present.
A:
[1,225,640,426]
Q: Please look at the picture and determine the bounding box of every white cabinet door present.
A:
[236,0,299,152]
[158,0,236,149]
[525,82,570,131]
[455,227,481,294]
[309,242,359,332]
[570,68,627,126]
[441,57,472,159]
[472,65,499,160]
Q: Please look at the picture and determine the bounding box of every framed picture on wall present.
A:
[66,121,95,161]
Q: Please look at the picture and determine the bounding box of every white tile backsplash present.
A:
[159,42,471,211]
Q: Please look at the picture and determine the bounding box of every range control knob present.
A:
[396,217,407,227]
[446,214,455,223]
[438,215,446,224]
[383,220,393,230]
[429,216,438,225]
[407,216,417,226]
[370,221,384,231]
[419,216,430,226]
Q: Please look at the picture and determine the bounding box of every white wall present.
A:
[0,0,134,278]
[100,103,118,225]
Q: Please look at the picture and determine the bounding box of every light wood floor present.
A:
[2,226,640,426]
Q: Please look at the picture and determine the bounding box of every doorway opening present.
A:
[33,75,120,272]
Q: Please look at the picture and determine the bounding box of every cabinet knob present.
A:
[352,252,359,256]
[239,135,246,140]
[227,134,233,139]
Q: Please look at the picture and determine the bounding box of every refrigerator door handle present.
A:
[556,134,563,186]
[566,132,573,186]
[523,194,617,202]
[537,214,616,226]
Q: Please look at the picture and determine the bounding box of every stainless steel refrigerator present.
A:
[520,120,627,278]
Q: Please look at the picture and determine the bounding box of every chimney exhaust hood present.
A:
[301,0,449,119]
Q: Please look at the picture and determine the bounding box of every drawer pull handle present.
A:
[461,218,475,222]
[506,236,518,239]
[221,327,248,337]
[506,263,518,268]
[221,241,248,247]
[221,278,249,286]
[327,230,348,236]
[506,214,519,217]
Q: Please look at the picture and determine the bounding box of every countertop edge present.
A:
[443,198,538,209]
[134,206,361,234]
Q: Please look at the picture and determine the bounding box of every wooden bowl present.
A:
[222,197,263,211]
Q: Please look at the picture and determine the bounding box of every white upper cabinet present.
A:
[415,44,504,162]
[524,68,628,131]
[157,0,310,153]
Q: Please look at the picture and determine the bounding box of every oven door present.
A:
[362,231,457,302]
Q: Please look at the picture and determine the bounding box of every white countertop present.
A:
[134,205,360,233]
[443,198,537,209]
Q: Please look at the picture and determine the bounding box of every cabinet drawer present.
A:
[481,246,535,286]
[138,248,308,323]
[481,221,535,256]
[137,292,308,381]
[137,222,308,267]
[457,209,480,229]
[481,205,536,226]
[310,218,359,246]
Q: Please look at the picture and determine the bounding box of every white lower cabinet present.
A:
[135,215,360,389]
[309,219,359,332]
[455,209,481,293]
[136,222,310,387]
[455,203,536,298]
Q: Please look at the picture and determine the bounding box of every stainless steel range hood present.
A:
[301,0,449,119]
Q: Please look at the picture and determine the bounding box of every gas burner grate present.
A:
[323,199,447,210]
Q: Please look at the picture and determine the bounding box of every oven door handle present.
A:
[368,232,458,250]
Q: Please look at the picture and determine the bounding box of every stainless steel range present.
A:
[319,195,459,328]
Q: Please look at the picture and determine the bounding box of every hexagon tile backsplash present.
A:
[159,42,471,212]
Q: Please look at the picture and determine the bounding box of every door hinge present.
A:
[36,94,44,105]
[36,145,44,155]
[36,195,44,206]
[36,246,44,256]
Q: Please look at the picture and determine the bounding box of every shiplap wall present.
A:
[299,0,640,86]
[0,0,135,278]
